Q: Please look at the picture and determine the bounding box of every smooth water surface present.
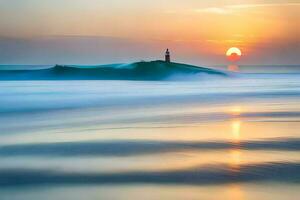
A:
[0,72,300,199]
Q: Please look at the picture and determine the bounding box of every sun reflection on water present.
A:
[228,64,240,72]
[229,118,243,173]
[230,106,242,116]
[232,121,241,141]
[229,149,242,171]
[226,184,245,200]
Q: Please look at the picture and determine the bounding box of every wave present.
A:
[0,138,299,157]
[0,61,226,80]
[0,162,299,187]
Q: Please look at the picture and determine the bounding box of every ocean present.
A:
[0,62,300,200]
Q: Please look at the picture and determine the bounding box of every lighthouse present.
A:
[165,49,171,63]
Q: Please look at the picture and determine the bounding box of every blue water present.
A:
[0,61,225,80]
[0,64,300,200]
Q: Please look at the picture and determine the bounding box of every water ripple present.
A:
[0,162,299,187]
[0,138,299,157]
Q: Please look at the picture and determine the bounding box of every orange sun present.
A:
[226,47,242,62]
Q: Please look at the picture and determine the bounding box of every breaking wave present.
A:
[0,61,226,81]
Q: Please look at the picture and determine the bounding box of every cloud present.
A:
[195,7,231,15]
[229,3,300,9]
[195,2,300,15]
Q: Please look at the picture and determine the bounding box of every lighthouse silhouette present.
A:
[165,49,171,63]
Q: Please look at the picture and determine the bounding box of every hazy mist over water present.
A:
[1,0,300,199]
[0,64,300,199]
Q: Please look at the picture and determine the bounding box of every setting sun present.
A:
[1,1,300,199]
[226,47,242,62]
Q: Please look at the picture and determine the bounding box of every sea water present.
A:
[0,68,300,200]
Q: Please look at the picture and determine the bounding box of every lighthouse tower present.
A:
[165,49,171,63]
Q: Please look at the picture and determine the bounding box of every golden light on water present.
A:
[228,64,240,72]
[229,106,243,175]
[228,149,242,174]
[232,121,241,141]
[230,106,242,115]
[226,184,245,200]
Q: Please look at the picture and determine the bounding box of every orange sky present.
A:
[0,0,299,65]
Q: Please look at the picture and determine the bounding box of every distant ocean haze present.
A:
[0,62,300,200]
[0,36,299,66]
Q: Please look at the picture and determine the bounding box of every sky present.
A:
[0,0,299,65]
